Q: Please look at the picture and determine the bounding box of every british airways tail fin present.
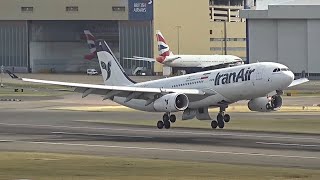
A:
[156,30,174,59]
[96,40,135,86]
[84,30,97,60]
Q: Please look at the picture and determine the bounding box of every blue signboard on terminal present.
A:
[128,0,154,20]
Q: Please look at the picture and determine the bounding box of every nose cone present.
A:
[288,71,294,81]
[284,71,294,87]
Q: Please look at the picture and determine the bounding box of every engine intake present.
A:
[248,95,282,112]
[153,93,189,112]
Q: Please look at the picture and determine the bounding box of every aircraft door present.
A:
[256,67,264,80]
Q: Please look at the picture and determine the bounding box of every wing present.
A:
[6,70,210,104]
[288,78,309,88]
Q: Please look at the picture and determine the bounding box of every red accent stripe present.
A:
[85,34,96,41]
[161,51,170,57]
[156,34,166,44]
[156,56,165,63]
[201,76,208,79]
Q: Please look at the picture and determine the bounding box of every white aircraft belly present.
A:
[188,93,230,108]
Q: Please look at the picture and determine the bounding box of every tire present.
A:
[157,121,164,129]
[211,120,218,129]
[217,114,224,122]
[218,120,225,129]
[163,114,169,121]
[224,114,230,123]
[169,114,176,123]
[164,120,171,129]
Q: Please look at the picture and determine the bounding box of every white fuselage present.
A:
[164,55,243,68]
[113,62,294,112]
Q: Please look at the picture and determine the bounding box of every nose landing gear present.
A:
[157,113,176,129]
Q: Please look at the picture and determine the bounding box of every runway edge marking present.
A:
[256,141,320,147]
[15,141,320,160]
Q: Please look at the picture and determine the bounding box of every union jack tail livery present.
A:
[84,30,97,60]
[156,30,173,63]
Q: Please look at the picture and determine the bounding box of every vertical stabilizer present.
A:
[156,30,173,63]
[84,30,97,60]
[96,40,135,86]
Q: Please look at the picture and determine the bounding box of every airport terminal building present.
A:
[241,0,320,79]
[0,0,248,75]
[0,0,154,74]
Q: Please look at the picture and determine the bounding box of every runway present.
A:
[0,108,319,169]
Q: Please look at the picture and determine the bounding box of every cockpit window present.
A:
[281,68,290,71]
[274,68,290,72]
[273,68,280,72]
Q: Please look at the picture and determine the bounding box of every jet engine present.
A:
[248,95,282,112]
[153,93,189,112]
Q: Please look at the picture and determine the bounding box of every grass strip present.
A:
[0,152,319,180]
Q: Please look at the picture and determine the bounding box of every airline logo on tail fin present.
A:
[84,30,97,60]
[100,61,111,81]
[156,31,171,63]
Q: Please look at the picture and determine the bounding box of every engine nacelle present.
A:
[153,93,189,112]
[248,95,282,112]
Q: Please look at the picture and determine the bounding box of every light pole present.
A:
[221,30,224,55]
[1,65,4,87]
[176,26,181,54]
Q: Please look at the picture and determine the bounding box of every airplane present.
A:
[83,30,97,60]
[7,40,309,130]
[128,30,244,69]
[83,30,154,62]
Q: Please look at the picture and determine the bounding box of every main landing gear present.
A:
[157,113,176,129]
[211,107,230,129]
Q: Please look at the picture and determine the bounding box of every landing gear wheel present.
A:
[218,120,225,129]
[157,121,164,129]
[169,114,176,123]
[164,120,171,129]
[217,114,225,129]
[211,120,218,129]
[163,114,169,121]
[217,114,224,122]
[224,114,230,123]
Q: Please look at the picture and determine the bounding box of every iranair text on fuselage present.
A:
[214,67,255,86]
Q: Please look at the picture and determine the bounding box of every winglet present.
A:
[6,70,19,79]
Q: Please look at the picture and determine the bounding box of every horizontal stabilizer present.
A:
[123,57,155,62]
